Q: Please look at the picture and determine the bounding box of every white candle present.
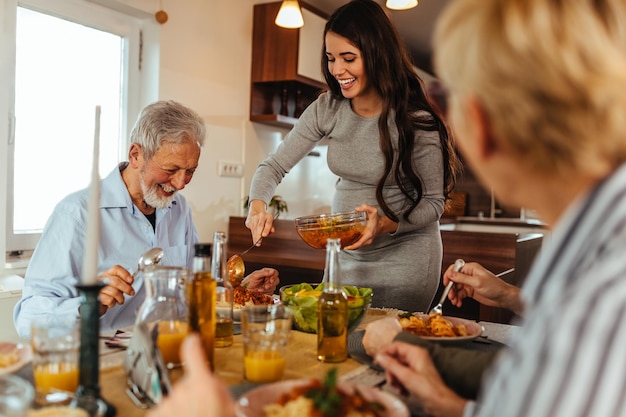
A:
[82,105,101,285]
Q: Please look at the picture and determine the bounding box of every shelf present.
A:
[249,2,328,128]
[250,80,324,129]
[249,114,299,129]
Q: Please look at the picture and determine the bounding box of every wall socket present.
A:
[218,160,244,177]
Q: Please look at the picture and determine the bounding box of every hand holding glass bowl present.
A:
[294,211,367,249]
[279,283,372,334]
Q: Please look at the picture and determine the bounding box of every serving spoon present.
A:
[429,258,465,316]
[131,247,164,279]
[227,213,280,287]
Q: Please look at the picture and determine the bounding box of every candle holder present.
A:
[71,283,116,417]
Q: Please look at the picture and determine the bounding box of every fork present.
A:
[429,258,465,316]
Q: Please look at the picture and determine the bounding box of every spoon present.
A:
[227,214,280,287]
[429,258,465,316]
[131,247,164,279]
[227,236,262,288]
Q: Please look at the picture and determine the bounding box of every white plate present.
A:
[236,378,409,417]
[403,313,483,343]
[0,342,32,375]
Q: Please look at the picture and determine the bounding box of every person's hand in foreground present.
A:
[98,265,135,315]
[241,267,280,294]
[375,341,466,417]
[362,316,403,357]
[444,261,524,316]
[147,334,236,417]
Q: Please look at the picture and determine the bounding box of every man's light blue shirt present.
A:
[13,163,198,338]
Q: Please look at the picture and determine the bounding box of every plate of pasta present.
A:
[398,313,483,343]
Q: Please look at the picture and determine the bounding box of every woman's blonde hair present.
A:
[434,0,626,177]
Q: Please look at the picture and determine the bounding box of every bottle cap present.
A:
[194,243,212,256]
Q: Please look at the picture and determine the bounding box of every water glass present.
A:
[242,304,292,383]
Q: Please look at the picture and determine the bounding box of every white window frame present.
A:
[1,0,159,268]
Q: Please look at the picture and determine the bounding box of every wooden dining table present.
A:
[13,309,518,416]
[96,308,389,417]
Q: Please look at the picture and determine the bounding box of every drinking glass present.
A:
[242,304,292,383]
[0,375,34,417]
[31,320,80,406]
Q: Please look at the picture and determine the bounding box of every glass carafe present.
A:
[135,266,190,369]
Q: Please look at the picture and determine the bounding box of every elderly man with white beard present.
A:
[14,100,279,338]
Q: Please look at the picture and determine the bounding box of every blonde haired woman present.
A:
[370,0,626,416]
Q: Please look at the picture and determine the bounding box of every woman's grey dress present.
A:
[249,92,445,312]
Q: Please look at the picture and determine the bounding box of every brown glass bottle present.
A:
[188,243,216,370]
[317,238,348,362]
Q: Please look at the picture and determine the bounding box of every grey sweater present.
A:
[250,92,445,312]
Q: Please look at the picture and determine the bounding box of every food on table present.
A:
[398,313,468,337]
[264,368,385,417]
[233,286,274,309]
[0,345,19,368]
[280,283,373,333]
[294,211,367,249]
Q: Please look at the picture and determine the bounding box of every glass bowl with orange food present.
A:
[294,211,367,249]
[279,282,373,334]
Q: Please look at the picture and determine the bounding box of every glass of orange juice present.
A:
[31,320,80,406]
[242,304,292,383]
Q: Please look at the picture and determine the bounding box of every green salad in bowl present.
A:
[279,282,373,333]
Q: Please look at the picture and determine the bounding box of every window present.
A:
[3,0,156,259]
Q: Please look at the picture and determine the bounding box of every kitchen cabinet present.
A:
[250,1,328,128]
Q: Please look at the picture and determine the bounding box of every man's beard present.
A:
[140,176,176,209]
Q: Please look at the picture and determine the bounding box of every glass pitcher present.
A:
[135,266,190,368]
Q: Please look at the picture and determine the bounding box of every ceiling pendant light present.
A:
[386,0,418,10]
[275,0,304,29]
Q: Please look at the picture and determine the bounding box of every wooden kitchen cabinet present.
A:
[250,1,328,128]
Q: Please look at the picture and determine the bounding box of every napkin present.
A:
[104,329,133,349]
